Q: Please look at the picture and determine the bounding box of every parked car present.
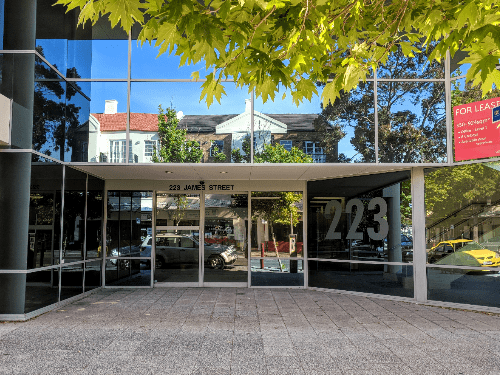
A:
[140,234,237,269]
[428,239,500,267]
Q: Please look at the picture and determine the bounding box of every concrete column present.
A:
[411,168,427,303]
[0,152,31,314]
[0,0,36,314]
[383,184,402,280]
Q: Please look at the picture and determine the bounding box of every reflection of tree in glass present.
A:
[231,134,313,163]
[152,105,203,163]
[30,193,54,225]
[424,73,500,232]
[33,46,83,161]
[426,163,500,228]
[316,45,446,163]
[163,195,189,226]
[251,192,302,252]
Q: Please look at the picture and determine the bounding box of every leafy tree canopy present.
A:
[55,0,500,107]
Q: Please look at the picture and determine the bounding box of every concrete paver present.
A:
[1,288,500,374]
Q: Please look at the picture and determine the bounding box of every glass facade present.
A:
[4,1,448,166]
[22,158,105,314]
[307,171,414,295]
[425,163,500,308]
[2,0,500,318]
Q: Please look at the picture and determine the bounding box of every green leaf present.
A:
[479,64,500,97]
[191,71,200,81]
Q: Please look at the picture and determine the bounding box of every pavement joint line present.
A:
[3,288,500,374]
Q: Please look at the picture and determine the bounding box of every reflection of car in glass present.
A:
[428,239,500,267]
[378,234,413,261]
[428,239,473,263]
[140,234,237,269]
[108,244,142,268]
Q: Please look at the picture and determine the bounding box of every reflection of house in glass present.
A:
[87,99,330,163]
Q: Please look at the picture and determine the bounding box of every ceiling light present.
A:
[220,171,228,174]
[165,171,173,174]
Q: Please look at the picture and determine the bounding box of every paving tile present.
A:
[4,288,500,374]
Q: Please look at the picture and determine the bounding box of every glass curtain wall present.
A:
[425,163,500,308]
[307,171,414,298]
[29,1,449,166]
[24,158,104,314]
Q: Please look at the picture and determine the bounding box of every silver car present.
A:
[140,234,237,269]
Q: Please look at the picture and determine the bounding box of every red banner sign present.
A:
[454,97,500,161]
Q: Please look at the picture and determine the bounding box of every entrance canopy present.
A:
[70,162,441,181]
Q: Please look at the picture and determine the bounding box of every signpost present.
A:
[454,97,500,161]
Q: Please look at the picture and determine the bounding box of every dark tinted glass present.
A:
[251,260,304,286]
[428,267,500,308]
[86,180,104,260]
[85,261,102,290]
[62,167,87,263]
[25,270,59,313]
[105,259,150,286]
[308,172,413,263]
[60,264,84,301]
[309,261,414,298]
[29,158,64,269]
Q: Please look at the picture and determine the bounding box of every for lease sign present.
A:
[454,97,500,161]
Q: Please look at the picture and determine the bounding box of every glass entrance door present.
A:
[152,189,305,287]
[250,191,305,287]
[203,193,248,286]
[154,193,200,286]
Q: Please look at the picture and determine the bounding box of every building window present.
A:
[304,141,326,163]
[145,140,158,159]
[280,140,292,151]
[110,140,132,163]
[210,140,224,156]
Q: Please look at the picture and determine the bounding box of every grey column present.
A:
[383,184,402,279]
[411,167,427,303]
[0,0,36,314]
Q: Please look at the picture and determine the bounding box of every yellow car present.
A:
[428,239,500,267]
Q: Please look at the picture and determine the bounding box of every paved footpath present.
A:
[1,288,500,374]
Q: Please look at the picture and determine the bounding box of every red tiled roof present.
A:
[92,113,159,132]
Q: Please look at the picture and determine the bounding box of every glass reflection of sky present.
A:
[131,42,209,79]
[130,82,251,115]
[91,40,128,78]
[35,39,127,79]
[33,34,455,163]
[90,82,128,114]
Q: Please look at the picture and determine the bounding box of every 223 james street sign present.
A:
[454,97,500,161]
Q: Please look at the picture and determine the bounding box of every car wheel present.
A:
[155,256,165,269]
[119,259,130,269]
[209,255,225,269]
